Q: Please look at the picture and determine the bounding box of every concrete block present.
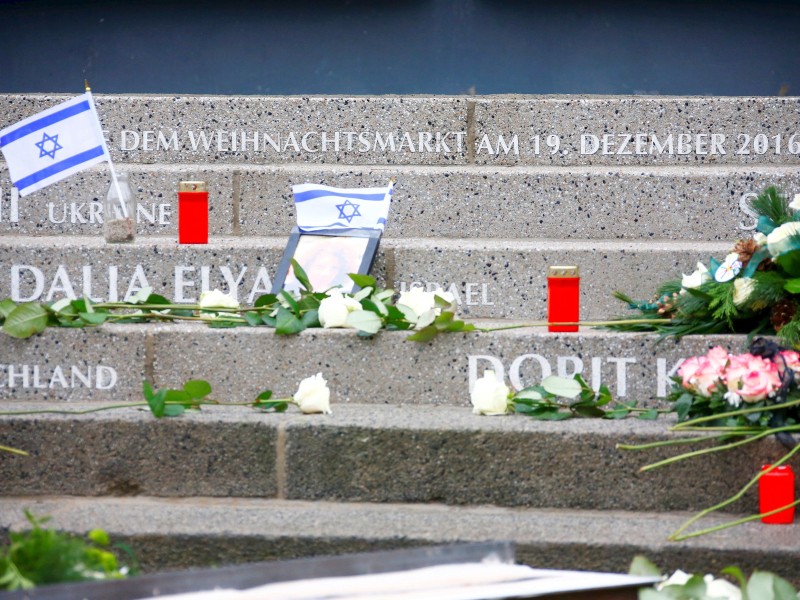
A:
[0,326,146,402]
[0,167,234,236]
[0,406,278,497]
[0,235,727,318]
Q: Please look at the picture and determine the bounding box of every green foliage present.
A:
[0,511,132,590]
[749,186,790,228]
[252,389,289,412]
[511,374,659,420]
[142,379,213,418]
[630,555,798,600]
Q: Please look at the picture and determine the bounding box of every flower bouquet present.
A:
[622,340,800,540]
[610,187,800,344]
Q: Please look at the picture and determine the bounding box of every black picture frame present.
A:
[272,227,382,294]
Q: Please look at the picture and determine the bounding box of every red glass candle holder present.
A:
[178,180,208,244]
[548,266,579,332]
[759,464,795,524]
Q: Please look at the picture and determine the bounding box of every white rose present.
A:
[318,289,361,328]
[681,262,710,290]
[789,193,800,211]
[470,370,510,416]
[293,373,331,414]
[732,277,755,307]
[704,577,741,600]
[198,289,239,310]
[657,570,691,590]
[767,221,800,257]
[397,286,436,318]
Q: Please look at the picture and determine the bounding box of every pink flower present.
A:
[705,347,729,374]
[678,355,719,397]
[725,354,781,404]
[779,350,800,375]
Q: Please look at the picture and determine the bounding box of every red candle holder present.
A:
[759,464,795,524]
[548,266,579,332]
[178,180,208,244]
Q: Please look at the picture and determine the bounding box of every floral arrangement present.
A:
[0,260,473,341]
[621,340,800,541]
[610,187,800,344]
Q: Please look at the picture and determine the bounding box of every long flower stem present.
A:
[668,442,800,540]
[617,434,730,452]
[672,397,800,430]
[671,498,800,541]
[639,425,800,472]
[0,444,29,456]
[0,399,290,417]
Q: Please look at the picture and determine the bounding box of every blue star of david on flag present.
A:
[335,199,362,224]
[35,132,63,159]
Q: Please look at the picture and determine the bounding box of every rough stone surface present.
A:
[0,326,146,402]
[0,497,797,583]
[0,406,277,497]
[0,167,233,236]
[0,403,786,513]
[474,96,800,166]
[0,235,726,318]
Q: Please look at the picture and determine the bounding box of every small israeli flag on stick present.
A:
[292,179,394,232]
[0,88,113,197]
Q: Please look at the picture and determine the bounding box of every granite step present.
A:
[2,94,798,167]
[1,164,798,239]
[0,496,797,584]
[0,234,729,319]
[0,324,752,405]
[0,403,787,514]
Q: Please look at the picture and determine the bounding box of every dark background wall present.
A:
[1,0,799,96]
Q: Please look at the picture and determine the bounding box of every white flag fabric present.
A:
[292,180,393,232]
[0,92,110,197]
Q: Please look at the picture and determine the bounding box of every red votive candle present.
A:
[759,464,795,524]
[548,266,579,332]
[178,180,208,244]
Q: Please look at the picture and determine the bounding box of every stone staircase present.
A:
[1,94,799,583]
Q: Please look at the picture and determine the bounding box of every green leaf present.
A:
[3,303,49,338]
[348,273,376,290]
[79,312,108,325]
[275,306,306,335]
[572,404,606,418]
[541,375,582,399]
[161,404,185,417]
[164,389,191,404]
[405,325,438,342]
[254,400,289,412]
[88,529,110,546]
[255,390,273,401]
[345,309,382,334]
[514,387,543,401]
[144,386,167,418]
[638,409,660,420]
[279,290,301,313]
[243,311,263,326]
[301,308,320,328]
[0,299,17,320]
[394,303,417,323]
[147,293,171,305]
[605,408,631,420]
[784,278,800,294]
[746,571,798,600]
[254,294,278,308]
[183,379,212,399]
[261,314,277,327]
[290,258,314,292]
[721,566,747,590]
[629,555,661,576]
[529,408,572,421]
[362,298,389,317]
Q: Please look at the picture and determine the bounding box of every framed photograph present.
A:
[272,227,382,294]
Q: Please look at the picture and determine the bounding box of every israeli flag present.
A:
[292,180,394,232]
[0,92,110,197]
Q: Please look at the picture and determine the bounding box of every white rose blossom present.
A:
[470,370,510,416]
[767,221,800,257]
[397,286,457,327]
[198,289,239,310]
[732,277,756,307]
[680,262,711,290]
[293,373,331,414]
[318,289,361,328]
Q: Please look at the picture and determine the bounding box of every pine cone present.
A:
[771,298,797,332]
[733,239,759,266]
